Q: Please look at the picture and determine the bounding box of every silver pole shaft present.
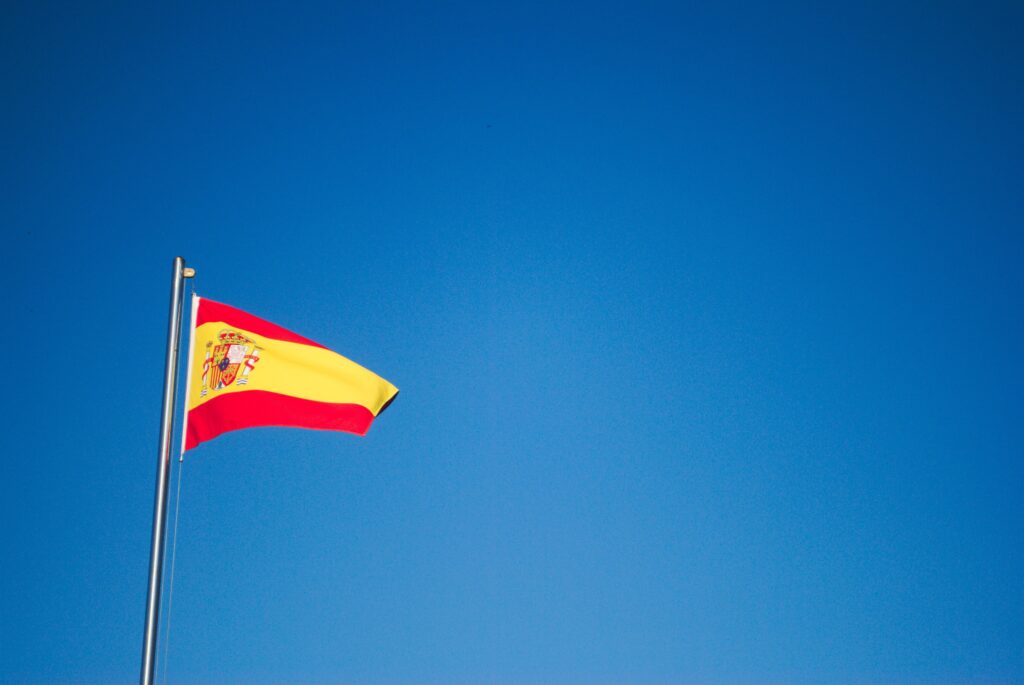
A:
[140,256,188,685]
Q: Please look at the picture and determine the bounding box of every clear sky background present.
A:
[2,2,1021,684]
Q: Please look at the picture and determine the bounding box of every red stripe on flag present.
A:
[185,391,375,450]
[196,298,327,348]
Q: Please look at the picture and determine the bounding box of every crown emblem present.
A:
[218,330,251,346]
[200,329,261,395]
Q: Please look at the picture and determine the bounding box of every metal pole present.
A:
[140,256,191,685]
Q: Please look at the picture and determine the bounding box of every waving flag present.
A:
[182,296,398,451]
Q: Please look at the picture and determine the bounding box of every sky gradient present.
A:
[2,2,1022,684]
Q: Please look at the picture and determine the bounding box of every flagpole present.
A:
[140,256,194,685]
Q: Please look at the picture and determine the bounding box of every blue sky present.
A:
[2,2,1022,684]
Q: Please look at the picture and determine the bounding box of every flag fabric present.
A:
[182,295,398,451]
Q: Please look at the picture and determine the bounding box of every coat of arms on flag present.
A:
[201,330,261,395]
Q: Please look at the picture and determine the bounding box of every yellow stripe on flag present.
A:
[187,321,397,414]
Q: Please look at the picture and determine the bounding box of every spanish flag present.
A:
[182,296,398,451]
